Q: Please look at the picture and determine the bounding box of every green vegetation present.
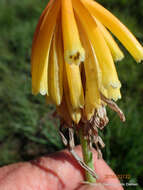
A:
[0,0,143,189]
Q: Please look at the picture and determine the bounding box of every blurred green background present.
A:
[0,0,143,189]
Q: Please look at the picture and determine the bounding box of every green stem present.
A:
[79,128,96,183]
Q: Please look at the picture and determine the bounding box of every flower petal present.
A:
[95,18,124,62]
[73,0,121,93]
[61,0,85,65]
[31,0,54,55]
[81,0,143,62]
[48,23,63,106]
[77,18,101,120]
[65,62,84,109]
[56,97,73,126]
[107,88,121,101]
[31,0,60,95]
[63,66,81,124]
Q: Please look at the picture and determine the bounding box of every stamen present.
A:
[74,56,77,61]
[76,52,80,59]
[67,51,84,65]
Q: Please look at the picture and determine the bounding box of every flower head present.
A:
[31,0,143,125]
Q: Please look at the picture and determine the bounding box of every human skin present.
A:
[0,146,123,190]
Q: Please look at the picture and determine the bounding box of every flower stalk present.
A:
[79,127,96,183]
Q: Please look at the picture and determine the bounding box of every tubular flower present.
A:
[31,0,143,125]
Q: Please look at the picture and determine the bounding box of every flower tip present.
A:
[110,81,121,89]
[74,114,81,124]
[40,89,47,96]
[108,87,122,101]
[136,57,143,63]
[114,53,125,62]
[112,94,122,101]
[133,45,143,63]
[64,48,85,65]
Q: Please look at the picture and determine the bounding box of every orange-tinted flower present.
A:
[31,0,143,124]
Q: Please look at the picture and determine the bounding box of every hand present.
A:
[0,146,123,190]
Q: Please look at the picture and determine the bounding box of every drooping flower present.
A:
[31,0,143,125]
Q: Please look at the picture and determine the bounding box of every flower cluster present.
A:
[31,0,143,125]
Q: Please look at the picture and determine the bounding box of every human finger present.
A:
[0,146,123,190]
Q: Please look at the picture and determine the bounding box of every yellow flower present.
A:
[31,0,143,125]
